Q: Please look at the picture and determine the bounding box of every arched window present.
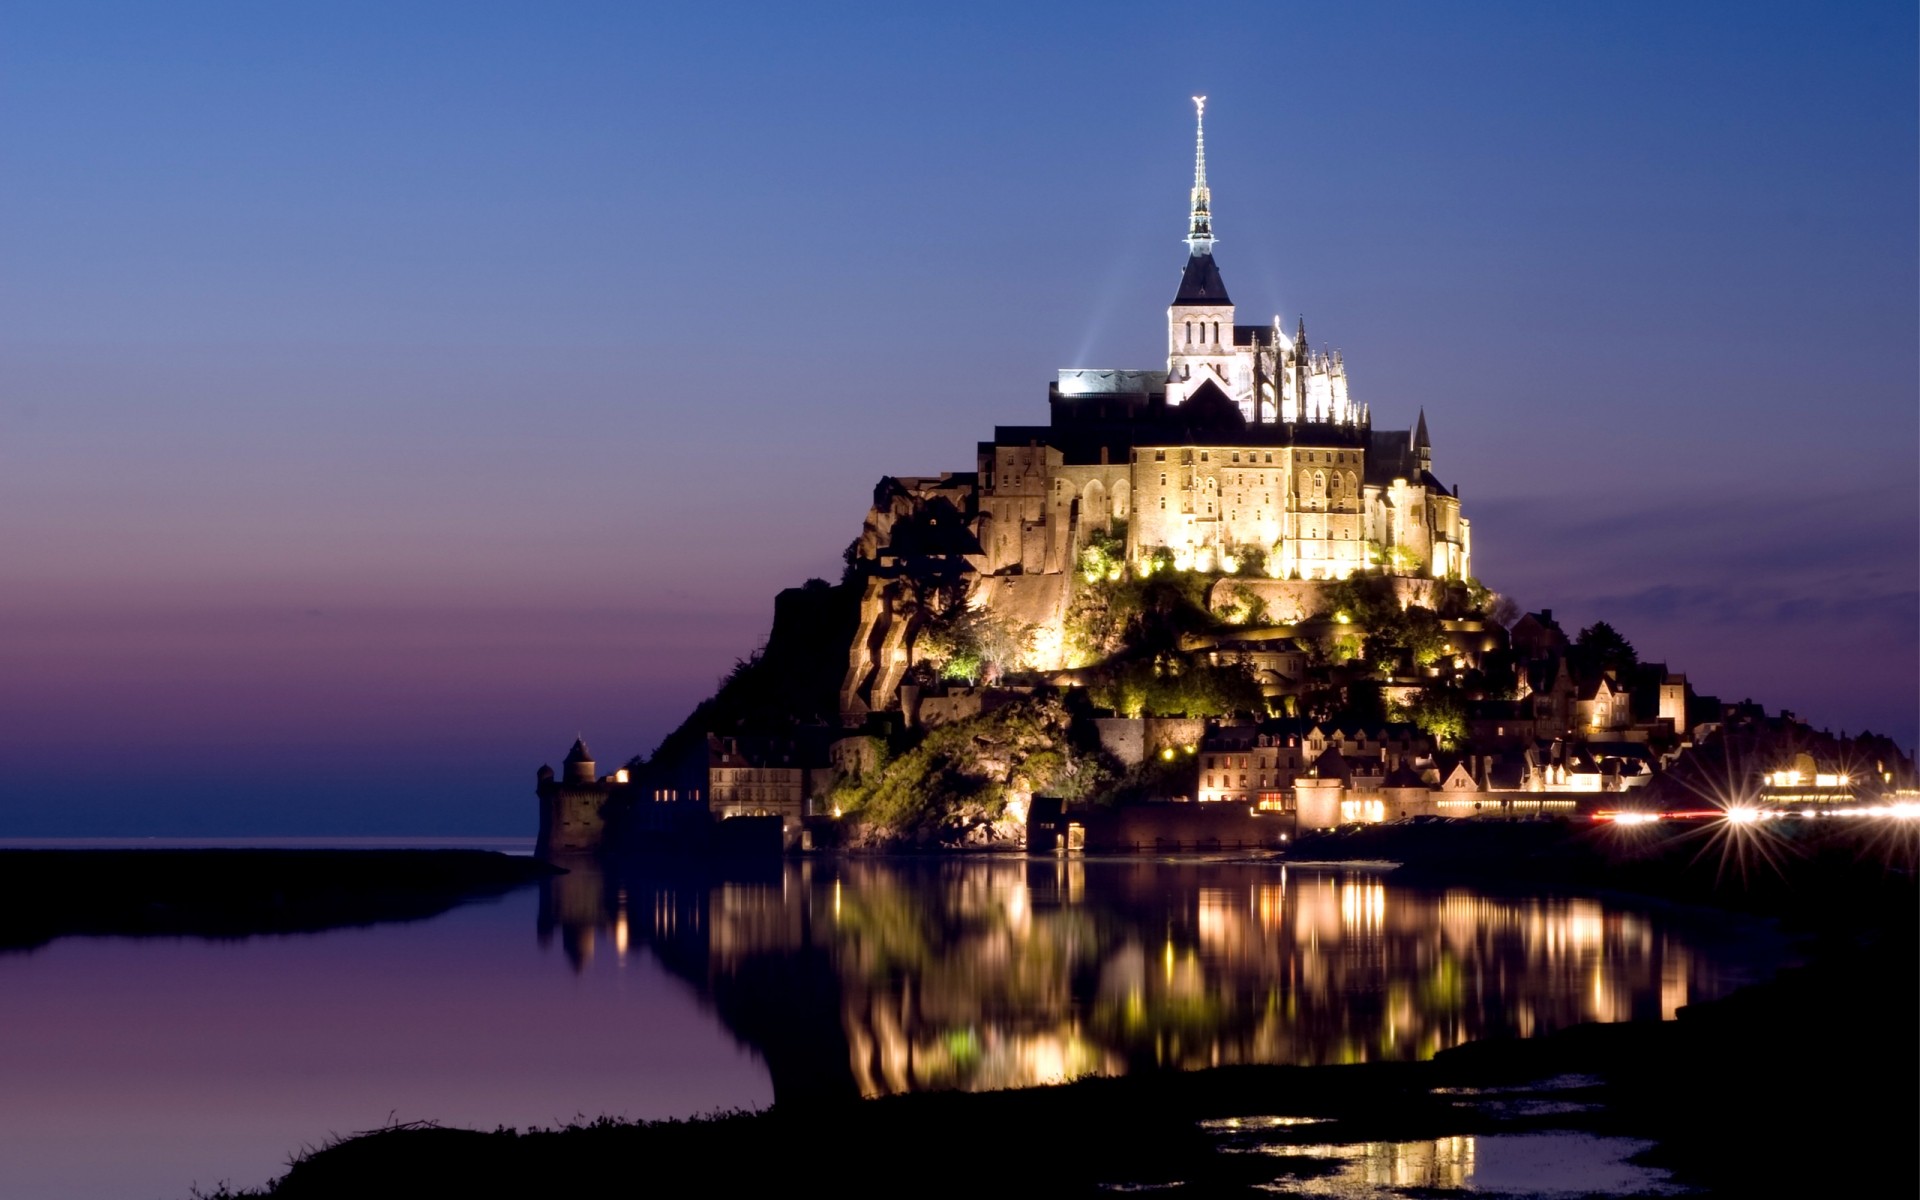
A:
[1314,470,1327,498]
[1185,322,1192,344]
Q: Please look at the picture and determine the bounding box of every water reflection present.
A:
[539,857,1758,1102]
[1233,1133,1681,1197]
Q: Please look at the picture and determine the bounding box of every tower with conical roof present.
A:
[563,736,596,784]
[1166,97,1241,409]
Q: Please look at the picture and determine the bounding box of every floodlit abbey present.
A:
[976,97,1468,583]
[536,100,1918,860]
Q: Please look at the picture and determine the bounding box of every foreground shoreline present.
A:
[179,821,1913,1198]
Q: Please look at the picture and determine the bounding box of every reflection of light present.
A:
[1564,900,1605,950]
[614,912,629,957]
[1255,884,1285,930]
[1589,964,1628,1023]
[1251,1136,1475,1189]
[1340,880,1385,932]
[1198,888,1237,948]
[1661,949,1689,1020]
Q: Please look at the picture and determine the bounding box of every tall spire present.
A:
[1186,96,1213,256]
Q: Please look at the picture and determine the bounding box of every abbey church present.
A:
[975,99,1468,583]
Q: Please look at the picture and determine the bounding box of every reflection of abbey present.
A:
[977,97,1467,584]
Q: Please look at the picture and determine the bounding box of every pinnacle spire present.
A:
[1186,96,1213,256]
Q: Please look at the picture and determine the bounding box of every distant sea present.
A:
[0,836,537,855]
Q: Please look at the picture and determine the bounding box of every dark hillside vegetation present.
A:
[642,578,859,768]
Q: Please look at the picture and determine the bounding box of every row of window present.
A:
[1145,449,1359,465]
[1208,774,1280,789]
[1151,471,1354,498]
[1208,755,1302,769]
[1182,321,1221,345]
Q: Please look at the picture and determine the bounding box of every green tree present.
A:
[1408,691,1468,749]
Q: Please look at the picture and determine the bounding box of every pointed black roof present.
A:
[565,737,593,764]
[1173,252,1231,305]
[1414,409,1430,448]
[1178,377,1246,431]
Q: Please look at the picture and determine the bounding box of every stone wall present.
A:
[537,781,609,855]
[1077,803,1292,852]
[1295,778,1345,831]
[1144,717,1207,756]
[1093,717,1145,766]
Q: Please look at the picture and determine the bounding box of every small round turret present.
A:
[563,737,596,784]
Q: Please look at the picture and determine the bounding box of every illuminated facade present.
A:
[839,100,1477,719]
[974,99,1470,583]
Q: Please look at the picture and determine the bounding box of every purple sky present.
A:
[2,2,1913,834]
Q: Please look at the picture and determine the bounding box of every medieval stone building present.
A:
[975,98,1469,584]
[841,101,1473,720]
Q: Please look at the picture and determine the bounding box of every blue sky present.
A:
[1,1,1913,833]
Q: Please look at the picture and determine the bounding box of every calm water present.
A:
[0,855,1787,1198]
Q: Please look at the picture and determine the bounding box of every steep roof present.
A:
[565,737,593,764]
[1311,746,1353,781]
[1173,252,1231,305]
[1365,430,1414,485]
[1180,376,1243,424]
[1383,762,1426,789]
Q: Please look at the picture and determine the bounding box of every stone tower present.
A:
[538,737,610,856]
